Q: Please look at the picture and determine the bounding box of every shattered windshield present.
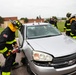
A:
[26,24,61,39]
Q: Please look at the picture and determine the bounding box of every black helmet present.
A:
[10,20,22,29]
[66,12,71,18]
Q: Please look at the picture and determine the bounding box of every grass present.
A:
[0,27,4,33]
[57,21,65,32]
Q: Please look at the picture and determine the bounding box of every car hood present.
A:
[27,35,76,57]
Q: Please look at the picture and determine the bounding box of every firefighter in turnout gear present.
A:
[49,17,58,29]
[0,20,22,75]
[64,12,71,36]
[70,16,76,39]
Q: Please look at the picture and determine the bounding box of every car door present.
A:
[18,25,24,47]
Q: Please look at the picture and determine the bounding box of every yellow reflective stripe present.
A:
[70,33,74,36]
[66,29,71,31]
[70,33,73,37]
[73,36,76,39]
[0,47,8,53]
[16,21,20,25]
[16,20,19,23]
[2,72,11,75]
[52,24,56,27]
[64,27,66,28]
[6,39,16,44]
[18,22,20,25]
[67,23,70,25]
[52,24,54,26]
[13,62,16,65]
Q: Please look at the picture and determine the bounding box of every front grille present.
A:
[63,70,76,75]
[33,53,76,69]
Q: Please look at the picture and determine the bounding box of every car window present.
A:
[26,24,61,39]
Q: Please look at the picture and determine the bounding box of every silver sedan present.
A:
[18,23,76,75]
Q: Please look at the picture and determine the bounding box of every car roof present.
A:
[23,22,50,26]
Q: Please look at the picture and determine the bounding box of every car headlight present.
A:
[33,51,53,62]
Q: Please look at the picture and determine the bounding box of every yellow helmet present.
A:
[69,16,76,24]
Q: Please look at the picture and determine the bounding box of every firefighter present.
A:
[0,20,22,75]
[64,12,71,36]
[70,16,76,39]
[49,17,58,28]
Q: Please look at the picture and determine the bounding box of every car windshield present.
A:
[26,24,61,39]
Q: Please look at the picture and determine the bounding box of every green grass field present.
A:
[0,27,4,33]
[57,21,65,32]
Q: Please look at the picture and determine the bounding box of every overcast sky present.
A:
[0,0,76,19]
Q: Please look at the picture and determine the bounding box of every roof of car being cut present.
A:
[23,22,49,26]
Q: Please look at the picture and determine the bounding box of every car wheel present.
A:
[21,57,27,66]
[27,63,35,75]
[21,56,35,75]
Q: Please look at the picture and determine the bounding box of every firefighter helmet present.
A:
[66,12,71,18]
[10,20,22,29]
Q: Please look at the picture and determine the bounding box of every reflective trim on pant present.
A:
[70,32,74,37]
[2,53,16,73]
[13,62,16,65]
[2,72,10,75]
[66,29,71,31]
[73,36,76,39]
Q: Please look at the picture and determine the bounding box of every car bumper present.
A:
[29,61,76,75]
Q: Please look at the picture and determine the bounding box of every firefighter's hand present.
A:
[12,47,20,54]
[6,52,11,56]
[11,49,18,54]
[13,43,18,48]
[6,50,11,56]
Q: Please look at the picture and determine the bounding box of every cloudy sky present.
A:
[0,0,76,19]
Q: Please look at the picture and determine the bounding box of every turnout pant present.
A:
[1,51,16,75]
[66,31,71,36]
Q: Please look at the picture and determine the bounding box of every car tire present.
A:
[27,63,35,75]
[21,56,35,75]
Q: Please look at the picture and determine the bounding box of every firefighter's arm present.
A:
[12,40,21,53]
[0,33,9,54]
[7,47,20,56]
[11,48,20,53]
[12,39,18,48]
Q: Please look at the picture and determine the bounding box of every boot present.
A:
[12,62,19,67]
[12,62,19,70]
